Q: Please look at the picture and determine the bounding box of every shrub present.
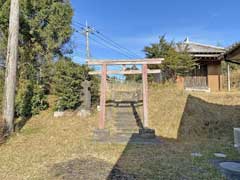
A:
[53,59,84,110]
[0,69,4,113]
[53,59,99,111]
[15,79,34,118]
[31,85,49,115]
[15,65,49,118]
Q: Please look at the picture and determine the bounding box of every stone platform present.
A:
[212,160,240,180]
[93,132,161,145]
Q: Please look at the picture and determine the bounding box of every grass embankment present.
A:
[0,84,239,179]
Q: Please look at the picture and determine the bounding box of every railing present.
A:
[184,76,208,88]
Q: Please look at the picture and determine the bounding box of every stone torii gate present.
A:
[88,58,163,132]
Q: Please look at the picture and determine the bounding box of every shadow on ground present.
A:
[14,117,31,132]
[106,95,240,179]
[51,157,113,180]
[178,95,240,139]
[51,94,240,179]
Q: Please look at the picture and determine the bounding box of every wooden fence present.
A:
[184,76,208,89]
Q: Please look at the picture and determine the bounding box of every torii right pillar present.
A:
[142,64,149,127]
[139,63,156,138]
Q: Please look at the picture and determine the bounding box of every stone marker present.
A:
[234,128,240,152]
[214,153,227,158]
[191,152,203,157]
[54,111,64,118]
[77,109,91,118]
[213,160,240,179]
[78,80,91,118]
[81,80,91,110]
[220,162,240,172]
[219,161,240,179]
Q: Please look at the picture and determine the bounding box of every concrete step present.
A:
[115,125,138,130]
[114,120,137,124]
[115,116,136,120]
[116,112,133,114]
[115,114,135,117]
[115,126,139,131]
[115,119,136,123]
[115,113,134,117]
[115,124,138,128]
[115,130,139,135]
[115,119,136,122]
[115,107,133,109]
[115,120,137,125]
[115,131,139,136]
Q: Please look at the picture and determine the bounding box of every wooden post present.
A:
[227,63,231,92]
[99,63,107,129]
[3,0,20,134]
[142,64,148,128]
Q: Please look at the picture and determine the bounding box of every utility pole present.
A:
[82,21,93,59]
[227,62,231,92]
[3,0,19,134]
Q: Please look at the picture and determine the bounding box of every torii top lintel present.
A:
[87,58,164,65]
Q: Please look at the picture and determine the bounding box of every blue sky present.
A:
[70,0,240,64]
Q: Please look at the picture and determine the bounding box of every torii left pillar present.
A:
[93,63,110,140]
[99,63,107,129]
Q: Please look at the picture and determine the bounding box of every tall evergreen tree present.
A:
[0,0,73,120]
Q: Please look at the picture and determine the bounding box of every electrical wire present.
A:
[88,35,134,59]
[92,32,137,58]
[72,21,142,59]
[93,31,141,58]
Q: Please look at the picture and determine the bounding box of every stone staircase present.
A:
[102,88,160,143]
[94,83,160,144]
[114,107,140,137]
[108,90,143,140]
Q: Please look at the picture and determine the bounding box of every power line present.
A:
[91,32,138,58]
[93,31,142,58]
[88,36,134,59]
[72,21,85,28]
[73,21,141,58]
[73,27,136,58]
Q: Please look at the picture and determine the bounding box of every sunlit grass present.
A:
[0,84,239,179]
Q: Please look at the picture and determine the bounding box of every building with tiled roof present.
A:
[176,38,226,92]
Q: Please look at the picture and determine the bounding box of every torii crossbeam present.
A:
[88,58,163,130]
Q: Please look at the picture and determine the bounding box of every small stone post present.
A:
[81,80,92,110]
[78,80,92,117]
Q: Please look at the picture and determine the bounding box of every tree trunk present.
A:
[2,0,19,134]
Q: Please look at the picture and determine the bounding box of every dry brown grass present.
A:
[0,84,239,179]
[149,83,240,140]
[223,69,240,91]
[149,83,188,139]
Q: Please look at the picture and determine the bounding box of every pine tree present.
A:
[144,36,196,81]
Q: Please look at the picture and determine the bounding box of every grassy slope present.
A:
[0,85,239,179]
